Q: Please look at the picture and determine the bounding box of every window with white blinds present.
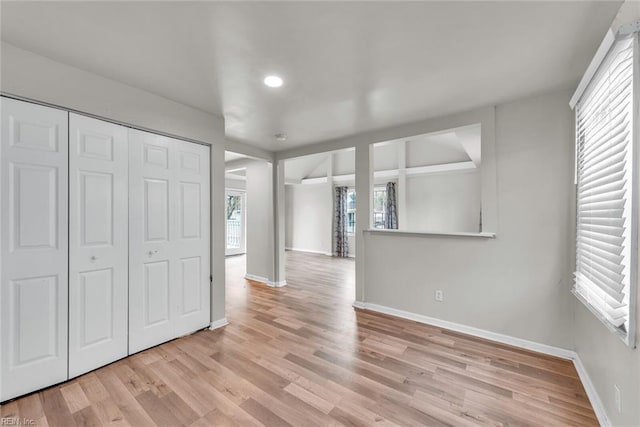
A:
[574,34,637,346]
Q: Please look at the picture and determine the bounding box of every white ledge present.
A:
[297,161,476,185]
[364,229,496,238]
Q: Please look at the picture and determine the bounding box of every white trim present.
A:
[209,318,229,330]
[573,355,612,427]
[355,302,575,359]
[225,252,246,257]
[276,106,494,161]
[570,28,615,109]
[629,32,640,350]
[365,229,496,239]
[267,280,288,288]
[300,176,328,185]
[353,301,610,426]
[619,20,640,37]
[225,173,246,181]
[299,161,476,185]
[352,300,366,309]
[244,273,288,288]
[572,290,629,343]
[285,247,333,257]
[0,92,217,149]
[332,174,354,183]
[404,161,476,177]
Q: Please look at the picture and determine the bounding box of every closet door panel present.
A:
[129,129,176,353]
[129,130,210,354]
[1,97,68,401]
[68,114,128,378]
[173,140,210,336]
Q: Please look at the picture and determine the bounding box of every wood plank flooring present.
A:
[0,251,597,426]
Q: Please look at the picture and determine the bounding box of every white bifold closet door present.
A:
[0,98,69,401]
[128,129,210,354]
[68,114,129,378]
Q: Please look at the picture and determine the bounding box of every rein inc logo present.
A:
[0,418,35,426]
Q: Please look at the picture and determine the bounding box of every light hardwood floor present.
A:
[0,251,597,426]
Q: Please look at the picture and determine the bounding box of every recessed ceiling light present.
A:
[264,75,283,88]
[275,133,287,142]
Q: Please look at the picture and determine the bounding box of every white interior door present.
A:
[68,114,128,378]
[173,138,210,337]
[128,129,210,354]
[129,130,174,353]
[0,97,69,401]
[225,191,246,256]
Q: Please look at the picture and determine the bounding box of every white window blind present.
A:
[574,34,637,345]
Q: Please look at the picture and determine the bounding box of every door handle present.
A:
[147,250,158,257]
[90,256,97,262]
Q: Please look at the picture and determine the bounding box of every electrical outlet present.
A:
[614,384,622,413]
[435,290,444,302]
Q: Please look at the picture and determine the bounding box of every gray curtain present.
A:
[334,186,349,257]
[385,182,398,229]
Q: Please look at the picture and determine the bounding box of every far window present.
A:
[347,189,356,234]
[373,187,387,229]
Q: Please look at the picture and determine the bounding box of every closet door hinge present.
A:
[210,275,213,283]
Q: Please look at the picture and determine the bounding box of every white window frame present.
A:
[572,32,639,348]
[372,186,387,229]
[225,190,246,256]
[346,188,356,235]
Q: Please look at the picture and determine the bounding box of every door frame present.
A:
[225,190,246,256]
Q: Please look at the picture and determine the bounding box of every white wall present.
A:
[405,170,481,233]
[363,89,574,349]
[1,42,225,145]
[225,177,246,191]
[374,143,399,171]
[285,183,358,257]
[574,302,640,426]
[285,184,333,255]
[246,161,275,282]
[347,234,356,258]
[334,149,356,175]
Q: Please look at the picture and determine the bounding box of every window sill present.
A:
[572,289,634,348]
[364,229,496,238]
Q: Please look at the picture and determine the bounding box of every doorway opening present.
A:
[225,190,246,256]
[224,150,249,296]
[283,148,356,302]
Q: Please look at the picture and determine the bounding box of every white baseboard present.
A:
[244,274,287,288]
[353,301,610,426]
[209,318,229,330]
[268,280,288,288]
[573,354,611,427]
[285,247,333,257]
